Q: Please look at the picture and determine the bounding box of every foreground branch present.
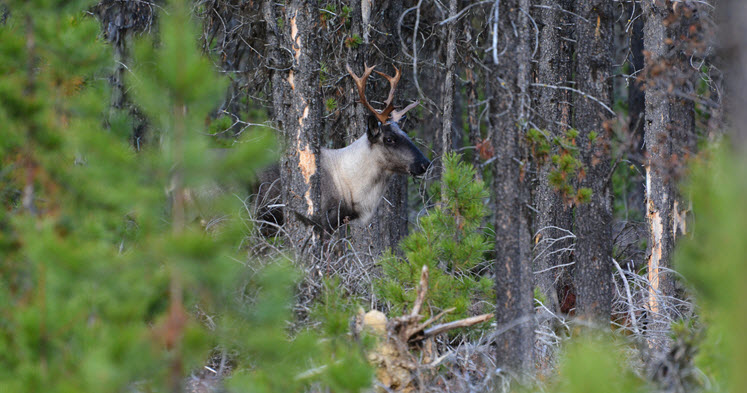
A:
[357,265,494,392]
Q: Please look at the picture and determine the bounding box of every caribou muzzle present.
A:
[409,157,431,176]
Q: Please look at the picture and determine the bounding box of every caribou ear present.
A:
[367,115,381,142]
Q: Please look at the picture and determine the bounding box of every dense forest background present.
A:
[1,0,746,392]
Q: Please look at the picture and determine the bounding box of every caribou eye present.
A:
[384,136,395,145]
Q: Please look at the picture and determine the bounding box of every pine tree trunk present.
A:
[533,0,575,313]
[337,0,367,149]
[465,65,482,181]
[440,0,457,200]
[720,0,747,150]
[642,0,696,349]
[629,4,645,149]
[266,0,322,260]
[627,2,648,228]
[572,0,614,323]
[491,0,534,373]
[92,1,154,148]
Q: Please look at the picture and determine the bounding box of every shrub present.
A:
[377,153,493,322]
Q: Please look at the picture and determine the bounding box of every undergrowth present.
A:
[377,153,494,323]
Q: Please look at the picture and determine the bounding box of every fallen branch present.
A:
[360,265,494,392]
[423,313,494,338]
[406,307,456,340]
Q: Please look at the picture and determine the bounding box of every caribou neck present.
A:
[322,135,390,222]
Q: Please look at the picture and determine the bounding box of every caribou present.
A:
[258,63,431,233]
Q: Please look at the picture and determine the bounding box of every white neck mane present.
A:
[321,135,390,223]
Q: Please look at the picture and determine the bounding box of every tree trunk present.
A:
[719,0,747,151]
[336,0,367,149]
[629,4,645,150]
[440,0,457,200]
[491,0,534,374]
[465,66,482,181]
[641,0,696,349]
[266,0,322,261]
[572,0,614,323]
[533,0,575,314]
[92,1,154,148]
[626,1,648,236]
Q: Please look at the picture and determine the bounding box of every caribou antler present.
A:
[346,63,419,124]
[373,67,400,116]
[390,101,419,124]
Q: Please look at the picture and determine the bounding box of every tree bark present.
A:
[719,0,747,151]
[92,1,154,148]
[491,0,534,374]
[629,4,646,149]
[533,0,575,314]
[572,0,614,323]
[465,66,482,181]
[440,0,457,201]
[641,0,696,349]
[267,0,323,261]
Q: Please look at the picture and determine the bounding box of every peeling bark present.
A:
[266,0,322,259]
[642,0,696,349]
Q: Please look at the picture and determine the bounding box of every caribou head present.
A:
[345,63,430,176]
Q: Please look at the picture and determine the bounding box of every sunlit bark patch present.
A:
[290,14,300,61]
[297,103,315,215]
[297,145,316,215]
[647,208,663,315]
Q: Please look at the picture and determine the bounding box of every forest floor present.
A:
[182,190,700,393]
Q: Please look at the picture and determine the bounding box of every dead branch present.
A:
[410,265,429,317]
[405,307,455,341]
[360,265,495,392]
[423,313,495,338]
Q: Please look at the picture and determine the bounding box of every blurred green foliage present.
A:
[344,34,362,49]
[554,335,648,393]
[224,263,372,393]
[377,154,493,323]
[0,1,369,392]
[676,144,747,393]
[3,0,745,392]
